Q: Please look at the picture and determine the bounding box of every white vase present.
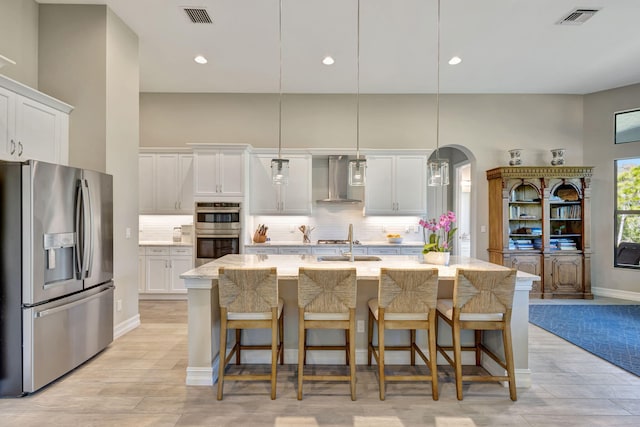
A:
[423,251,450,266]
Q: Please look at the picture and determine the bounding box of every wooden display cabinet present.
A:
[486,166,593,299]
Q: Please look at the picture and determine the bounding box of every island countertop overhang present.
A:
[180,254,539,290]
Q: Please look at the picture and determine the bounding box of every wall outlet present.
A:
[116,299,122,312]
[125,227,131,239]
[481,225,487,233]
[357,320,365,333]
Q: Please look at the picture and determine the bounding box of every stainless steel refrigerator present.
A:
[0,160,114,397]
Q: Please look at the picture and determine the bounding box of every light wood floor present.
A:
[1,298,639,426]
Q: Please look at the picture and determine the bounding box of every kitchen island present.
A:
[180,254,538,388]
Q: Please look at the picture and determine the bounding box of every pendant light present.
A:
[271,0,289,185]
[349,0,366,186]
[428,0,449,186]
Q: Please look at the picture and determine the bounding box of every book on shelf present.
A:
[550,205,581,219]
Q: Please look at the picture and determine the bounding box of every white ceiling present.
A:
[37,0,640,94]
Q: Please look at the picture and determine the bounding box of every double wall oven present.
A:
[194,202,241,266]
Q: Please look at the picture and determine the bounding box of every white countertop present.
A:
[244,241,424,247]
[139,240,193,247]
[180,254,539,288]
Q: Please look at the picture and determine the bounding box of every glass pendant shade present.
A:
[428,159,449,186]
[349,159,366,186]
[271,158,289,185]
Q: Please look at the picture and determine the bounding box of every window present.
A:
[614,158,640,268]
[615,109,640,144]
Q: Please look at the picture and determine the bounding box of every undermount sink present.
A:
[317,255,382,262]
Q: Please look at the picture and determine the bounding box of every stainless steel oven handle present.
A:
[195,208,241,213]
[34,287,112,318]
[196,234,240,239]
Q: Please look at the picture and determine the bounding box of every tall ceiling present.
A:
[37,0,640,94]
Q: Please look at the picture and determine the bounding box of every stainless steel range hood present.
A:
[316,155,362,204]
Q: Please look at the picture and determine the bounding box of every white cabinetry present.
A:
[243,246,280,255]
[250,153,312,214]
[140,246,193,297]
[0,75,72,164]
[278,247,312,255]
[192,147,246,198]
[364,154,426,215]
[138,152,193,214]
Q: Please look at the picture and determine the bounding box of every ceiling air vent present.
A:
[182,7,212,24]
[557,8,600,25]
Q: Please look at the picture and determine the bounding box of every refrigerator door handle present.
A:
[75,181,84,278]
[34,286,112,318]
[82,179,93,279]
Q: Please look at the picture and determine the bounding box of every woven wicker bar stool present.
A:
[217,267,284,400]
[297,267,357,401]
[367,268,440,400]
[436,268,518,401]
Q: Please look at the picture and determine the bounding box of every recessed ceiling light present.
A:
[322,56,335,66]
[448,56,462,65]
[194,55,208,64]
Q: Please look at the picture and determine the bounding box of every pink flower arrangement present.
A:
[419,211,457,253]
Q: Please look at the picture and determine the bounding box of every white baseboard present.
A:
[113,314,140,339]
[592,287,640,302]
[481,352,531,388]
[186,367,214,386]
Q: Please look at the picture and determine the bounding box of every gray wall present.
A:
[39,4,140,331]
[141,92,584,263]
[38,4,107,172]
[0,0,39,88]
[584,82,640,296]
[106,8,140,330]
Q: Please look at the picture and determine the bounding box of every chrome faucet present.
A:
[344,223,354,262]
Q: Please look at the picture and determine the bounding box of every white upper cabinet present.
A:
[138,152,194,214]
[365,153,427,215]
[0,75,72,164]
[193,148,245,198]
[250,153,312,215]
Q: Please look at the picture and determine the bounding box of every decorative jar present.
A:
[550,148,566,166]
[508,149,522,166]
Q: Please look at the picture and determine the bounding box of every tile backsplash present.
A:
[139,215,193,242]
[139,206,426,245]
[249,204,425,244]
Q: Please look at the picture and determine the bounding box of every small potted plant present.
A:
[419,211,457,265]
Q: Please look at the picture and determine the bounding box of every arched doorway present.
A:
[427,146,475,257]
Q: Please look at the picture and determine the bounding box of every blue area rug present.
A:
[529,305,640,376]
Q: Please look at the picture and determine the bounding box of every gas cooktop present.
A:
[317,239,361,245]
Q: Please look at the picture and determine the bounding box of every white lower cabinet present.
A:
[367,247,402,255]
[146,254,170,292]
[278,247,312,255]
[400,246,424,255]
[140,246,193,296]
[243,246,281,255]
